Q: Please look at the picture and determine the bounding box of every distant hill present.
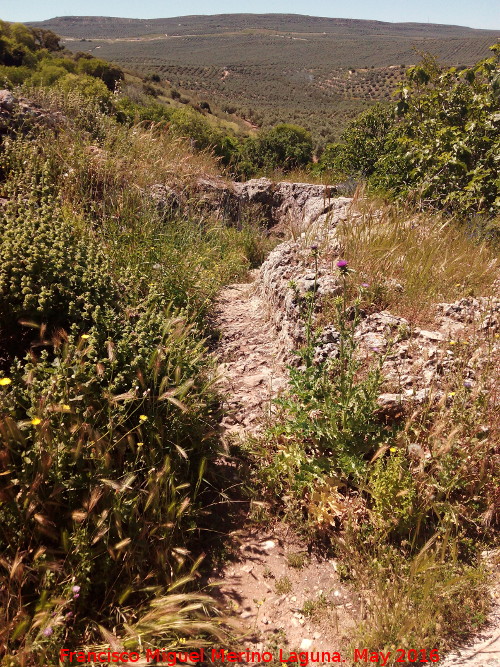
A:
[25,15,500,142]
[27,14,500,39]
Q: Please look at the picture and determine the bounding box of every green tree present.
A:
[334,103,394,177]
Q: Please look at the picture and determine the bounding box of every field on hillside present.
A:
[30,14,500,142]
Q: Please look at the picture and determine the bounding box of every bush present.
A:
[0,192,120,341]
[57,72,112,107]
[334,45,500,217]
[333,103,394,177]
[241,122,313,173]
[76,57,124,91]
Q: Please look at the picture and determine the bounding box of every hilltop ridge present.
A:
[28,14,500,39]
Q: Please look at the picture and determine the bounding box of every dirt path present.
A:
[212,276,357,656]
[214,276,287,442]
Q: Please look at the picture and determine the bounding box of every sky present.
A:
[2,1,500,31]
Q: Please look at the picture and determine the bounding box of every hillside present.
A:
[0,19,499,665]
[28,14,500,39]
[27,14,500,141]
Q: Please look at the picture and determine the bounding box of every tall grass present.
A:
[335,193,499,322]
[0,89,265,663]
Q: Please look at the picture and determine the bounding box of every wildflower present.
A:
[361,283,370,288]
[136,442,144,447]
[65,612,73,620]
[448,392,456,397]
[42,626,53,637]
[62,404,71,412]
[336,259,348,269]
[139,414,148,422]
[0,378,12,386]
[31,418,42,426]
[81,334,90,340]
[464,380,473,389]
[389,447,397,452]
[448,340,457,345]
[72,585,81,594]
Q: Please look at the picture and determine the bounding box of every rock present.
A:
[300,639,313,650]
[376,393,404,419]
[149,184,180,214]
[417,329,443,342]
[260,540,276,550]
[0,90,15,111]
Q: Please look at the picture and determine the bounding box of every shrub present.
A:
[57,72,112,107]
[335,44,500,217]
[76,57,124,91]
[333,103,394,177]
[0,191,121,343]
[240,123,313,173]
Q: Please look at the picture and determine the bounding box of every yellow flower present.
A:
[0,378,12,386]
[449,340,457,345]
[448,392,456,398]
[136,442,144,447]
[81,334,90,340]
[389,447,397,452]
[139,414,148,422]
[62,404,71,412]
[31,418,42,426]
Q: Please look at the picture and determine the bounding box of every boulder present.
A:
[0,90,16,112]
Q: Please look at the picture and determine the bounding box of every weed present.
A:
[275,577,293,595]
[300,593,329,618]
[286,553,307,570]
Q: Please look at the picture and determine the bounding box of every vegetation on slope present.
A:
[30,14,499,142]
[0,18,499,666]
[0,77,273,662]
[251,210,499,658]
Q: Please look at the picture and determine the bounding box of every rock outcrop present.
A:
[252,200,500,418]
[149,176,348,232]
[0,89,66,136]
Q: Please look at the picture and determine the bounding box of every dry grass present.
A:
[335,194,499,324]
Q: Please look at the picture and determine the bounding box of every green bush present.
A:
[370,449,417,534]
[240,122,313,173]
[76,56,124,91]
[57,72,112,107]
[0,195,120,338]
[0,21,60,68]
[333,103,394,177]
[334,44,500,217]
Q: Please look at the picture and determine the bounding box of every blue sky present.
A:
[2,1,500,30]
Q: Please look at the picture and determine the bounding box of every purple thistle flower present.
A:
[361,283,370,288]
[72,585,81,594]
[42,626,53,637]
[336,259,348,268]
[464,380,473,389]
